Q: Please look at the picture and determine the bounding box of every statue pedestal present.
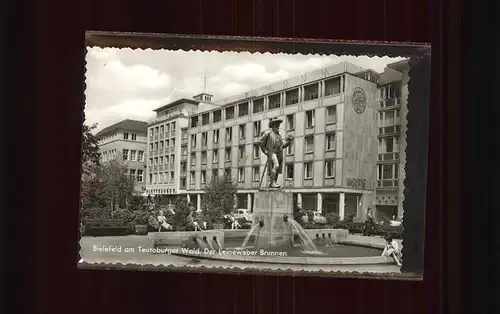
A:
[253,189,294,249]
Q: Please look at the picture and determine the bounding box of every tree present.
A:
[82,123,101,166]
[171,196,192,231]
[201,173,238,223]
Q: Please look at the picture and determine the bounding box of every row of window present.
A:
[149,122,177,136]
[378,136,400,154]
[149,154,176,166]
[148,138,176,151]
[189,84,341,128]
[148,171,175,184]
[185,107,337,148]
[378,109,401,127]
[181,132,336,167]
[182,160,336,186]
[122,149,145,162]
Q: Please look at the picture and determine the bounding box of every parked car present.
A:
[234,209,253,222]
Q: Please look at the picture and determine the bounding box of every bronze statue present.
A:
[258,117,293,188]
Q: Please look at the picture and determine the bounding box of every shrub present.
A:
[325,212,340,225]
[134,211,150,225]
[113,209,136,222]
[81,207,112,221]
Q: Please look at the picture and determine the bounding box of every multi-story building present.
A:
[145,61,404,221]
[96,119,148,193]
[374,59,409,221]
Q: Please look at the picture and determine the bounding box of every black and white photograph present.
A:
[79,33,430,279]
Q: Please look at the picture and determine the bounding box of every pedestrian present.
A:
[381,235,402,267]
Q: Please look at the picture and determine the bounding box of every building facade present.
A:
[374,59,410,221]
[145,61,412,221]
[96,119,148,193]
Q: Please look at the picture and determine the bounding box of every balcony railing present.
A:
[376,179,399,188]
[378,152,400,162]
[378,125,401,136]
[379,97,401,108]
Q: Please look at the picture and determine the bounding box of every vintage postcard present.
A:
[79,32,430,279]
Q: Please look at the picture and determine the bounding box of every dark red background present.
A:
[6,0,463,313]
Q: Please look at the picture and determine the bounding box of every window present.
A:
[158,172,163,184]
[149,174,153,184]
[190,171,195,184]
[129,169,136,179]
[325,77,341,96]
[239,145,245,159]
[149,129,154,137]
[252,166,260,181]
[154,157,158,165]
[149,158,153,166]
[171,138,175,147]
[253,121,261,137]
[122,149,129,160]
[306,110,315,128]
[385,137,394,153]
[225,127,232,142]
[213,110,221,123]
[149,143,154,151]
[132,134,137,140]
[191,116,199,127]
[285,163,294,180]
[181,162,187,172]
[326,106,337,124]
[286,141,294,155]
[159,156,163,165]
[201,171,206,184]
[326,133,336,151]
[238,102,249,116]
[305,136,314,153]
[130,150,137,161]
[238,167,245,182]
[190,153,196,165]
[202,113,209,125]
[171,122,176,131]
[123,133,129,140]
[201,151,207,164]
[154,142,158,151]
[212,169,218,181]
[225,148,231,161]
[394,165,399,179]
[165,139,170,148]
[382,164,393,179]
[268,94,281,109]
[213,130,219,143]
[304,162,313,179]
[304,84,319,101]
[253,144,260,158]
[138,151,144,162]
[160,141,164,150]
[191,134,197,148]
[325,160,335,178]
[224,168,231,177]
[285,89,299,105]
[239,124,245,139]
[181,129,187,139]
[253,99,264,113]
[225,106,235,120]
[165,155,169,164]
[166,124,170,133]
[153,173,157,184]
[160,126,164,133]
[181,146,187,156]
[137,170,143,182]
[180,178,187,189]
[202,132,208,146]
[155,127,159,135]
[213,149,219,163]
[165,172,170,183]
[170,154,175,163]
[385,110,395,126]
[286,114,294,130]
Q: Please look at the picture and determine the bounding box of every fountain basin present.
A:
[149,230,224,248]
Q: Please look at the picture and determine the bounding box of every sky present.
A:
[84,47,404,132]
